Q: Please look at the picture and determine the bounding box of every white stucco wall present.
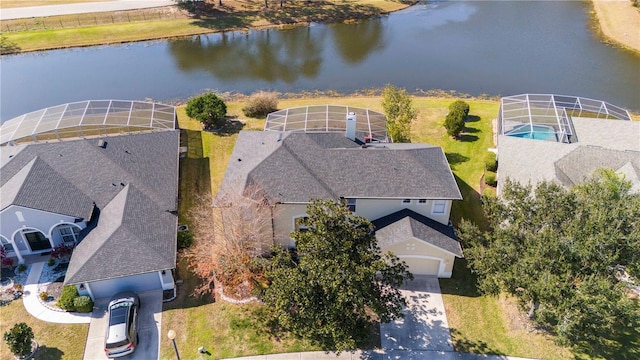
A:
[0,205,86,261]
[354,198,452,225]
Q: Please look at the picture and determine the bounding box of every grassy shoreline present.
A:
[0,0,416,54]
[589,0,640,54]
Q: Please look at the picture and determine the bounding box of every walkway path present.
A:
[225,350,537,360]
[0,0,176,20]
[23,261,91,324]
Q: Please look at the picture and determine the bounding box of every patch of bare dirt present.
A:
[591,0,640,53]
[498,295,541,333]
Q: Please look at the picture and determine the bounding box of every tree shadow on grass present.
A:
[463,126,480,134]
[209,118,245,136]
[445,152,469,170]
[466,115,481,123]
[262,1,382,24]
[36,345,64,360]
[439,258,480,298]
[449,328,506,355]
[458,134,478,142]
[572,328,640,360]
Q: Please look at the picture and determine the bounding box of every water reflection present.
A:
[331,19,386,64]
[169,27,324,83]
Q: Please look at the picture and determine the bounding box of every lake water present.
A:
[1,0,639,121]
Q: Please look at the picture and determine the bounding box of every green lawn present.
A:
[0,300,88,360]
[166,95,583,359]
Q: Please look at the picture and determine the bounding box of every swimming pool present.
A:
[506,124,557,141]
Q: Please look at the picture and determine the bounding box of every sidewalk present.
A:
[23,261,91,324]
[224,350,538,360]
[0,0,177,20]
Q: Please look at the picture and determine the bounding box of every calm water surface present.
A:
[1,1,639,121]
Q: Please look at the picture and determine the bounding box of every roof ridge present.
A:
[281,136,339,199]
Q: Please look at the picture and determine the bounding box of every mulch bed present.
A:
[45,276,65,300]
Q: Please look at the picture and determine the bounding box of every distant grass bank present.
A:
[0,0,416,54]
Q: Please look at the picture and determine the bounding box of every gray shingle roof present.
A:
[1,157,95,219]
[372,209,463,257]
[218,131,462,203]
[1,130,179,283]
[65,184,177,284]
[555,147,640,187]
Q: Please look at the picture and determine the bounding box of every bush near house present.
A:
[73,296,94,313]
[177,230,194,250]
[484,152,498,172]
[484,171,497,187]
[4,322,34,358]
[242,91,279,118]
[57,285,79,311]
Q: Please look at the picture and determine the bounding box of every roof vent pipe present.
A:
[346,112,356,141]
[97,139,106,148]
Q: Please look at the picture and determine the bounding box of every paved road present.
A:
[0,0,177,20]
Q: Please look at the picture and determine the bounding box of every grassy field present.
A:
[1,0,415,54]
[163,95,587,359]
[0,300,88,360]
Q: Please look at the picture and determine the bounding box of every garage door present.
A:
[89,272,161,299]
[399,256,440,276]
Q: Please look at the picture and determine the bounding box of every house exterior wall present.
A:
[354,198,452,225]
[273,203,308,248]
[382,238,456,277]
[0,205,86,262]
[79,271,169,300]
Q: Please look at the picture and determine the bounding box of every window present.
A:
[23,231,51,251]
[1,238,14,253]
[432,200,446,214]
[294,216,310,233]
[346,198,356,212]
[59,226,80,243]
[402,199,411,204]
[418,199,427,204]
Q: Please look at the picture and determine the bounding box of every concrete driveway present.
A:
[83,290,163,360]
[381,275,453,352]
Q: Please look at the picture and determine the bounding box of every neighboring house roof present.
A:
[218,131,462,204]
[0,157,94,219]
[0,130,180,283]
[555,147,640,188]
[0,131,179,211]
[497,117,640,193]
[65,184,177,285]
[372,209,463,257]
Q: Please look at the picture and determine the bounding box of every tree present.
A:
[457,170,640,354]
[186,187,273,299]
[448,100,470,117]
[381,84,416,143]
[185,92,227,130]
[259,199,413,351]
[444,109,465,138]
[4,322,34,358]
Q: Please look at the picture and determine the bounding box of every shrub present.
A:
[186,92,227,130]
[50,243,74,260]
[177,230,194,250]
[484,152,498,172]
[484,171,497,187]
[4,322,34,357]
[17,264,27,273]
[57,285,79,311]
[242,91,278,118]
[444,109,466,138]
[48,258,55,266]
[482,188,496,198]
[39,292,49,301]
[449,100,470,117]
[73,296,94,313]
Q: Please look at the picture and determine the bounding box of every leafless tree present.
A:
[185,186,273,298]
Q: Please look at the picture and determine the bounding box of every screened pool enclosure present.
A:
[0,100,176,145]
[497,94,632,144]
[265,105,389,142]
